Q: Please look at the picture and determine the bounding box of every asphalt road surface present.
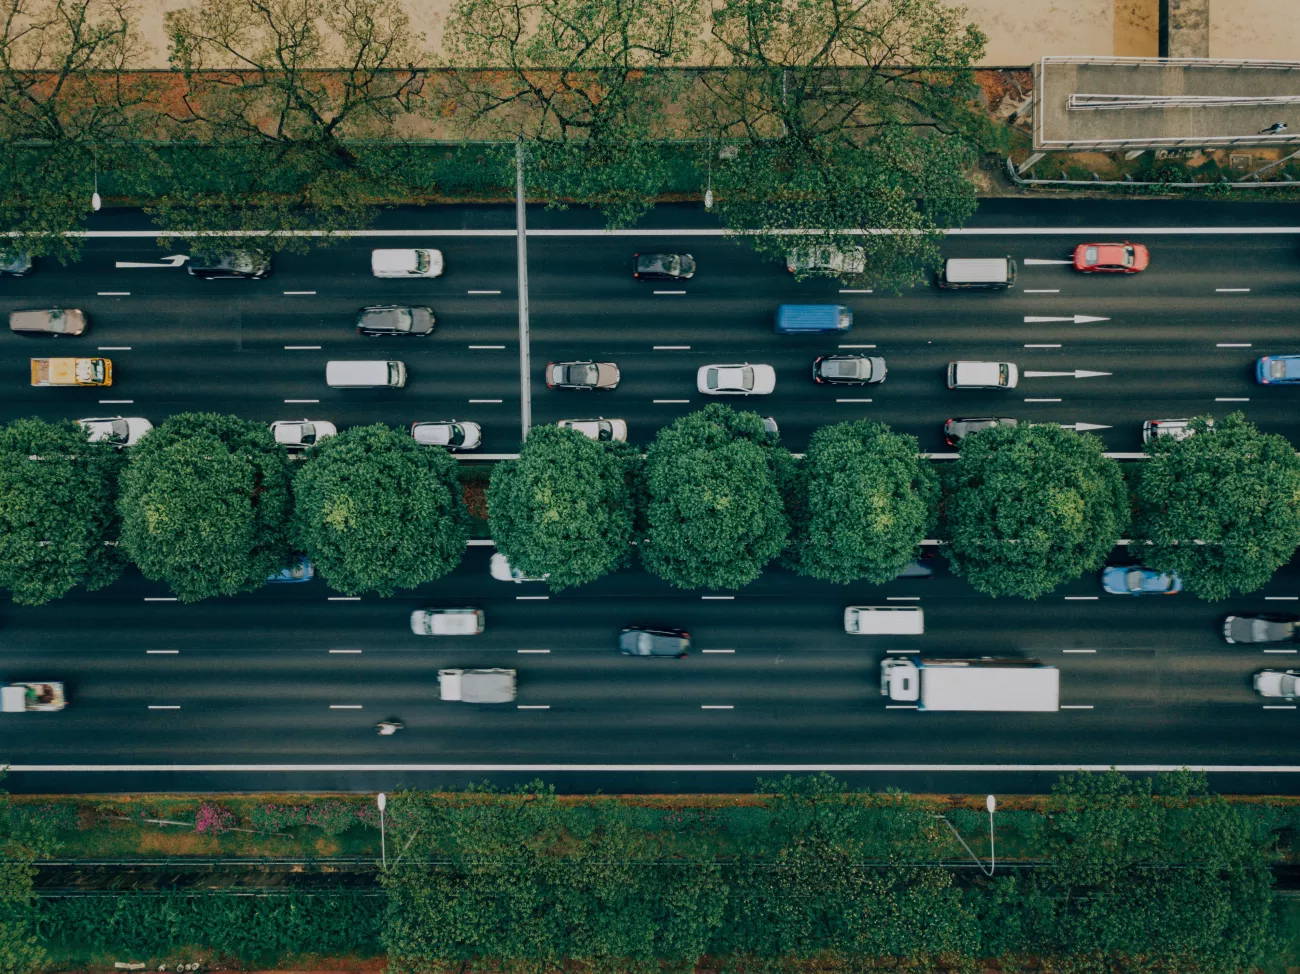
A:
[3,198,1300,795]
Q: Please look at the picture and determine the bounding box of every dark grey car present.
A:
[1223,614,1299,644]
[186,251,271,279]
[356,305,435,336]
[632,253,696,280]
[618,627,690,657]
[812,354,886,385]
[944,417,1018,447]
[0,251,33,276]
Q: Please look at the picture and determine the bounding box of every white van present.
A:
[938,257,1016,290]
[326,360,406,389]
[844,605,925,635]
[947,361,1019,390]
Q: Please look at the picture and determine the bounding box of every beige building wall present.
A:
[130,0,1298,70]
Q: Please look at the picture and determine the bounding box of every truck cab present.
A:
[31,357,111,386]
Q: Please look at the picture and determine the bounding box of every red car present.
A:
[1073,242,1149,273]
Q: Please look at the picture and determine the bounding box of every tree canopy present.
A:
[488,424,634,590]
[941,423,1128,598]
[785,420,937,583]
[0,0,156,262]
[700,0,987,290]
[292,424,467,596]
[117,412,292,601]
[0,418,124,605]
[640,404,790,589]
[1129,412,1300,600]
[156,0,428,251]
[442,0,700,227]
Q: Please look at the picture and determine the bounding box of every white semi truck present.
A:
[2,681,66,712]
[880,657,1059,712]
[438,668,516,703]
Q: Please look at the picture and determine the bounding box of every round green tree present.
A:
[640,404,791,590]
[0,417,125,605]
[786,420,938,583]
[941,423,1127,598]
[488,424,634,590]
[118,412,292,601]
[1129,412,1300,599]
[292,424,468,596]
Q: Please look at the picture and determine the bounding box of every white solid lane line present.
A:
[1264,649,1299,654]
[701,595,735,600]
[885,705,919,710]
[1064,596,1099,601]
[1063,649,1097,653]
[1264,705,1298,710]
[517,595,549,600]
[1060,705,1095,709]
[654,398,690,403]
[18,761,1300,772]
[1024,398,1063,403]
[1266,596,1300,601]
[285,399,319,403]
[99,399,133,404]
[886,596,920,601]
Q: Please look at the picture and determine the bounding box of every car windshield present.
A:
[1272,360,1288,379]
[740,366,754,389]
[1125,569,1145,591]
[576,364,598,383]
[659,255,680,274]
[1285,675,1299,695]
[46,310,67,333]
[447,424,464,445]
[108,420,129,439]
[998,364,1009,383]
[414,250,430,273]
[637,633,653,652]
[1121,247,1135,266]
[597,423,612,441]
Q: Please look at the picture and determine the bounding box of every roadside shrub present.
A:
[193,802,234,834]
[10,803,81,833]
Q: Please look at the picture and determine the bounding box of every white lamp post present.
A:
[377,792,387,867]
[91,173,101,212]
[935,794,997,877]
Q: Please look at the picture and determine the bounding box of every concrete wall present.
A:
[129,0,1299,70]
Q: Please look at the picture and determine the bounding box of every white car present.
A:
[489,552,550,583]
[77,416,152,447]
[556,418,627,442]
[947,361,1019,390]
[371,248,444,279]
[1254,669,1300,699]
[697,363,776,396]
[411,420,482,450]
[786,245,867,275]
[1142,418,1213,444]
[410,607,485,636]
[271,419,337,453]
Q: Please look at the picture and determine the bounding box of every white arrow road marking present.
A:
[1023,370,1112,379]
[1056,423,1113,431]
[1023,315,1109,324]
[114,255,189,268]
[1023,258,1074,265]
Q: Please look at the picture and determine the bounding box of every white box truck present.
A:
[438,668,516,703]
[2,681,66,712]
[880,657,1059,712]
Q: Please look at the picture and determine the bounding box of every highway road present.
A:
[2,197,1300,795]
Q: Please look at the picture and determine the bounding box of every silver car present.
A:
[1254,669,1300,699]
[10,308,87,336]
[77,416,153,447]
[1224,615,1298,644]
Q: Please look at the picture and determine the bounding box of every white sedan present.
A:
[271,419,337,453]
[78,416,152,447]
[371,248,443,279]
[489,552,550,583]
[410,607,485,636]
[556,418,627,442]
[697,363,776,396]
[411,420,482,450]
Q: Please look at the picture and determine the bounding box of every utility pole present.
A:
[515,140,532,441]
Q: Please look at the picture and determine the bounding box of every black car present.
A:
[618,627,690,657]
[355,305,435,336]
[632,253,696,280]
[812,354,886,385]
[186,250,271,279]
[0,251,33,277]
[943,417,1018,447]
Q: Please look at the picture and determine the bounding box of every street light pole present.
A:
[935,794,997,877]
[91,173,101,212]
[377,792,387,868]
[514,139,532,441]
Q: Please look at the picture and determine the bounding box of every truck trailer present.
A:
[880,657,1059,712]
[438,668,516,703]
[1,681,66,712]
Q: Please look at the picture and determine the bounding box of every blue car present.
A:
[1101,565,1182,596]
[267,556,315,583]
[1257,355,1300,384]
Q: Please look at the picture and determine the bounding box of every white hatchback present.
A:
[77,416,152,447]
[697,363,776,395]
[489,552,550,583]
[270,419,337,453]
[556,418,627,442]
[371,248,444,278]
[411,420,482,450]
[410,607,485,636]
